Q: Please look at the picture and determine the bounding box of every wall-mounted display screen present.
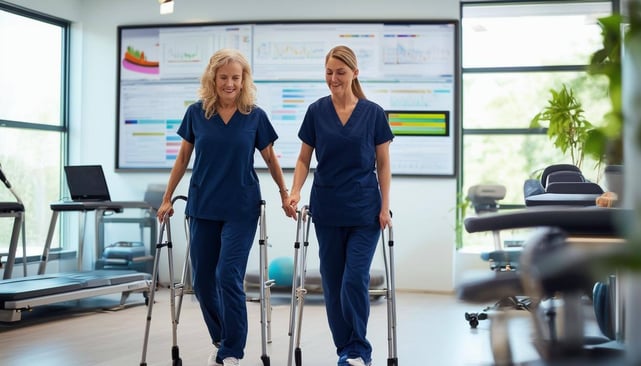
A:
[116,20,459,176]
[386,111,449,136]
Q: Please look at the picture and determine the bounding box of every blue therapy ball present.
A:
[268,256,294,287]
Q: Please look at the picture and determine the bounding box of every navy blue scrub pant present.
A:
[315,221,380,365]
[189,216,257,361]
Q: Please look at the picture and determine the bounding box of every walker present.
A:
[139,197,273,366]
[287,206,398,366]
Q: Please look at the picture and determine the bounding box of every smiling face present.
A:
[215,60,243,106]
[325,56,358,98]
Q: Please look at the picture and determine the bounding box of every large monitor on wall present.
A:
[116,20,459,176]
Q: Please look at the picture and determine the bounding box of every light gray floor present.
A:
[0,288,551,366]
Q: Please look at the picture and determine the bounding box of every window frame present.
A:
[457,0,617,249]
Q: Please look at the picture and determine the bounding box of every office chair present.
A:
[463,184,531,328]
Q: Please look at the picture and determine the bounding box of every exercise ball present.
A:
[269,256,294,287]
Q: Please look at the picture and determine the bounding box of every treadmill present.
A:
[0,165,151,322]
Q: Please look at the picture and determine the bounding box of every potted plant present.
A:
[531,14,625,193]
[585,14,623,165]
[530,84,601,171]
[585,14,624,195]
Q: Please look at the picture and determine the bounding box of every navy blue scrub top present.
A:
[178,101,278,221]
[298,96,394,226]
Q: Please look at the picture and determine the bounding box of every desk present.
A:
[39,201,153,275]
[0,202,24,280]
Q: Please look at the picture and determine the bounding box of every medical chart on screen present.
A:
[117,22,457,175]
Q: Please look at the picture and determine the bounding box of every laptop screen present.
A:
[64,165,111,202]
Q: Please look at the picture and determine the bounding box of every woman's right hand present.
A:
[284,192,300,219]
[156,201,174,223]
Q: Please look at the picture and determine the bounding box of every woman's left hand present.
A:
[379,209,392,229]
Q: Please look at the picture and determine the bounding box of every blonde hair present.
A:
[325,45,366,99]
[199,48,256,119]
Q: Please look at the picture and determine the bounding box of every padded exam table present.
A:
[0,201,152,322]
[463,205,629,234]
[459,206,630,302]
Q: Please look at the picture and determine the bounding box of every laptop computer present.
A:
[64,165,111,202]
[61,165,152,211]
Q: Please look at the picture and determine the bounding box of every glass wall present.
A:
[0,4,69,261]
[460,0,614,248]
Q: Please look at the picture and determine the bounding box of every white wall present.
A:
[7,0,464,293]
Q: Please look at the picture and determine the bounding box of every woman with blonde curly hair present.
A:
[157,48,289,366]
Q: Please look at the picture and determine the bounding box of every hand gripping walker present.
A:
[140,195,190,366]
[140,197,273,366]
[287,207,398,366]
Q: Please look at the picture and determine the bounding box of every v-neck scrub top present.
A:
[178,101,278,221]
[299,96,394,226]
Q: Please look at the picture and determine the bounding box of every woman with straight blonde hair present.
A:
[284,45,394,366]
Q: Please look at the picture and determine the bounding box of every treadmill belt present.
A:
[0,270,149,305]
[0,276,84,302]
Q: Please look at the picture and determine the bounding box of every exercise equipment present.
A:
[0,163,27,279]
[245,265,385,296]
[139,197,274,366]
[463,164,610,329]
[524,164,604,207]
[593,279,616,341]
[268,256,294,288]
[457,205,633,365]
[287,206,398,366]
[95,241,153,274]
[0,166,152,322]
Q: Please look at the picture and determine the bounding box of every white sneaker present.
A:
[347,357,370,366]
[207,351,222,366]
[222,357,240,366]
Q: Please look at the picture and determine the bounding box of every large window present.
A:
[0,3,69,263]
[459,1,614,248]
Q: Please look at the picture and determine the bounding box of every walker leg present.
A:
[381,222,398,365]
[140,195,188,366]
[166,220,182,365]
[288,206,310,366]
[293,240,309,366]
[258,200,271,365]
[287,246,301,366]
[175,215,192,322]
[140,222,166,366]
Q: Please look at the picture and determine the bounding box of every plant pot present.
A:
[604,164,624,200]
